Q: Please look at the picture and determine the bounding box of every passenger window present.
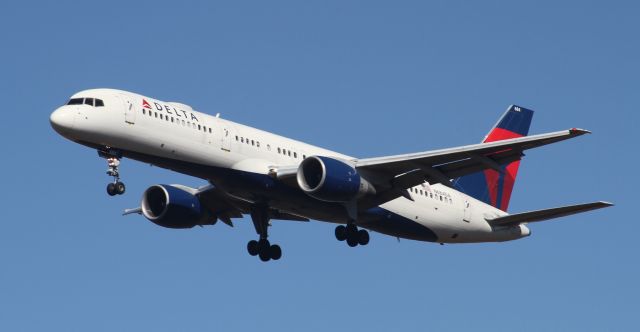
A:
[294,152,297,158]
[155,112,158,118]
[287,150,291,157]
[160,114,163,120]
[171,117,174,123]
[84,98,94,106]
[142,109,146,115]
[67,98,83,105]
[420,190,423,195]
[209,128,212,133]
[256,141,260,147]
[95,99,104,107]
[241,137,244,143]
[251,140,255,146]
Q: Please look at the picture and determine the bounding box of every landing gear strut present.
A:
[335,223,369,247]
[247,207,282,262]
[99,149,125,196]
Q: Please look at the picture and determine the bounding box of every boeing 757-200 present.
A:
[50,89,612,262]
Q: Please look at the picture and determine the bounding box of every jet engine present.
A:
[296,156,374,202]
[141,184,205,229]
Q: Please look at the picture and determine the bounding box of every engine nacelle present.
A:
[296,156,374,202]
[141,184,204,229]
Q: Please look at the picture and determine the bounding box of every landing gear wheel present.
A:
[358,229,370,246]
[335,225,347,241]
[258,239,270,252]
[259,250,271,262]
[106,183,116,196]
[115,182,126,195]
[269,244,282,260]
[257,239,271,261]
[346,235,359,247]
[247,240,259,256]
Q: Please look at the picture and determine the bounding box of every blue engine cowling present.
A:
[296,156,374,202]
[141,184,204,229]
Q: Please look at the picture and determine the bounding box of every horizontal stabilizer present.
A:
[486,201,613,227]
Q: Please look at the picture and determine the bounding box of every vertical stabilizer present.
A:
[453,105,534,211]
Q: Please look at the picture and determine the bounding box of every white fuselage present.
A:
[50,89,530,244]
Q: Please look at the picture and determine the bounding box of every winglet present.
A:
[569,128,591,135]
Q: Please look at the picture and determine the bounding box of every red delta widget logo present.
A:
[141,98,199,122]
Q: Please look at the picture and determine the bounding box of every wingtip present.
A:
[570,128,591,135]
[598,201,615,207]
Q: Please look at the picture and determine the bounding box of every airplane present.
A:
[50,89,612,262]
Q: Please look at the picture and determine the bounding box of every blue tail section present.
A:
[452,105,534,211]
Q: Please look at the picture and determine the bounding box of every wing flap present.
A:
[486,201,613,227]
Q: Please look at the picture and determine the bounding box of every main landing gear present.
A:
[247,207,282,262]
[335,224,370,247]
[99,149,126,196]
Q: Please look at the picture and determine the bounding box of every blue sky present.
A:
[0,1,637,331]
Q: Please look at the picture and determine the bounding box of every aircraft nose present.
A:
[50,107,75,134]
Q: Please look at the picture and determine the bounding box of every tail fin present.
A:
[453,105,534,211]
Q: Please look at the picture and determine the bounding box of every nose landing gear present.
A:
[99,149,126,196]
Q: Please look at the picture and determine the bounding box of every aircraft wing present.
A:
[486,201,613,227]
[193,184,309,224]
[123,183,308,226]
[355,129,589,208]
[195,184,246,226]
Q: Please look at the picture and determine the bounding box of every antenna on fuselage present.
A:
[215,113,220,118]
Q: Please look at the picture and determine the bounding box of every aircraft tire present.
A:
[358,229,370,246]
[115,182,126,195]
[247,240,259,256]
[259,251,271,262]
[107,183,116,196]
[270,244,282,260]
[335,225,347,241]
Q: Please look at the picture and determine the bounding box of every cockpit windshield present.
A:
[67,97,104,107]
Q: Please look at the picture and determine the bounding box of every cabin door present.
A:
[221,126,232,152]
[123,96,136,124]
[463,200,473,223]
